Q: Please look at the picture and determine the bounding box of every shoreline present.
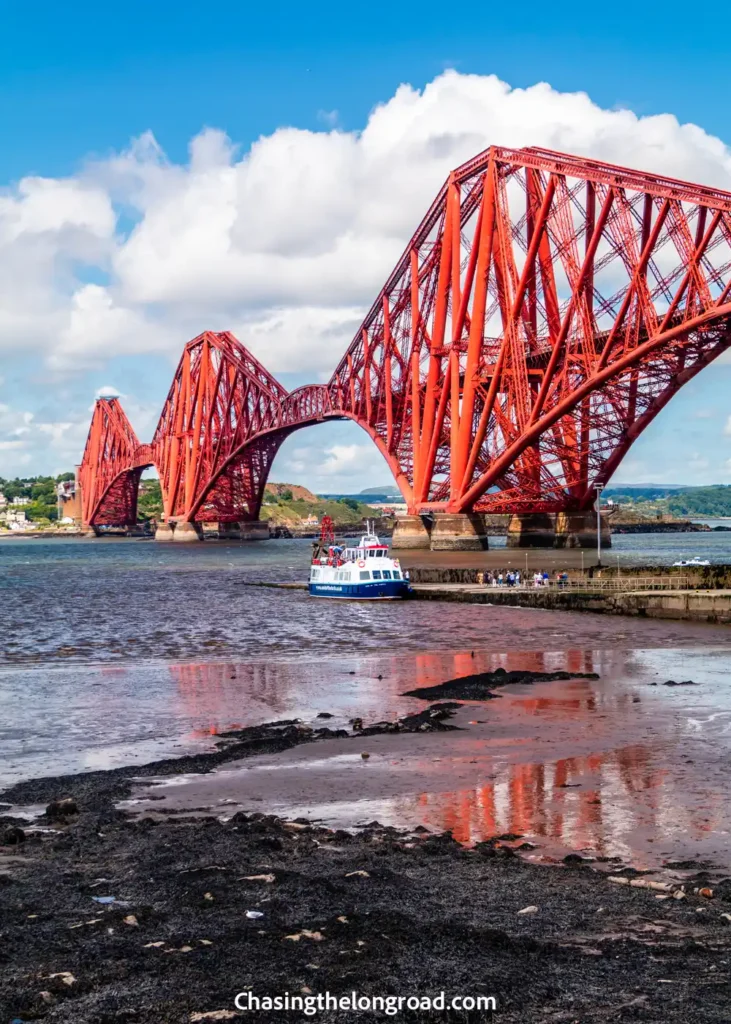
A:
[2,714,731,1022]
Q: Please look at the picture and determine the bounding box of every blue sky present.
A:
[1,1,731,491]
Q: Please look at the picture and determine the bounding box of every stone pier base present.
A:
[506,511,611,549]
[391,515,432,550]
[171,521,203,543]
[506,513,556,548]
[154,522,175,542]
[555,511,611,549]
[239,520,270,541]
[429,513,489,551]
[216,522,241,540]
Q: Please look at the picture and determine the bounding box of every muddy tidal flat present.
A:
[3,716,731,1024]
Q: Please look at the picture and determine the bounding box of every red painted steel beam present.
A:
[78,147,731,527]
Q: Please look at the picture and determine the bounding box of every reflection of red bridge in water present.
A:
[79,146,731,546]
[167,649,716,859]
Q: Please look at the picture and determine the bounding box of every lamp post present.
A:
[594,482,604,568]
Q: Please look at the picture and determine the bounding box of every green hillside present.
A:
[609,484,731,518]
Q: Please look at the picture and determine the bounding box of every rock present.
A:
[361,752,370,760]
[190,1012,238,1022]
[316,712,334,719]
[403,667,599,701]
[46,797,78,819]
[284,929,325,942]
[246,910,264,919]
[662,679,698,687]
[39,991,55,1005]
[518,905,538,915]
[3,825,25,845]
[350,718,363,731]
[49,972,76,987]
[123,915,139,926]
[345,870,370,878]
[243,874,276,884]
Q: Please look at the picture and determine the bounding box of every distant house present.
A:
[0,507,27,526]
[0,492,6,506]
[11,496,31,506]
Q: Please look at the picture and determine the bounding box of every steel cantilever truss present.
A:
[79,147,731,527]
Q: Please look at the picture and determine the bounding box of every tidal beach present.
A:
[3,536,731,1021]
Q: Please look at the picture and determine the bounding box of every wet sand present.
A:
[2,718,731,1023]
[121,662,731,872]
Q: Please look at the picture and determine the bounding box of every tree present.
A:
[340,497,360,511]
[279,488,294,502]
[137,479,163,521]
[25,501,58,523]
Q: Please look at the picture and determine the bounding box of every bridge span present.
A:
[79,145,731,549]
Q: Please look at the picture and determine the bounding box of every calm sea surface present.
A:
[3,534,731,869]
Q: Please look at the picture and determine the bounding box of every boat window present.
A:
[372,570,382,580]
[312,569,320,579]
[377,550,384,557]
[381,570,392,580]
[393,570,401,580]
[359,570,370,581]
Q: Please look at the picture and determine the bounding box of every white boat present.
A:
[308,516,410,599]
[672,557,710,567]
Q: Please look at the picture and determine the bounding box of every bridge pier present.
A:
[154,522,175,542]
[391,515,432,550]
[555,511,611,549]
[507,512,611,549]
[239,520,270,541]
[429,513,489,551]
[172,521,203,542]
[506,513,556,548]
[217,522,241,540]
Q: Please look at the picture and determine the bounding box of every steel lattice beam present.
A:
[78,147,731,528]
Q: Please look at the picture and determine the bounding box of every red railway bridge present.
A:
[78,145,731,549]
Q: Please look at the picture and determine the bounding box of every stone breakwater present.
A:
[411,581,731,624]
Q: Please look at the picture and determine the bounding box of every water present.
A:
[4,535,731,869]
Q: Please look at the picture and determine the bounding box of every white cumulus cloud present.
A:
[3,69,731,479]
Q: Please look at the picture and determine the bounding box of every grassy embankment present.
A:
[259,482,380,527]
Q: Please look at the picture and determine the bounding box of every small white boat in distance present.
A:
[672,557,710,567]
[309,516,410,599]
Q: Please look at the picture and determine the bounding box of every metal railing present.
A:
[476,575,694,592]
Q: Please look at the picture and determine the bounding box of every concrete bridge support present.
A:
[507,511,612,549]
[506,513,556,548]
[239,520,270,541]
[217,522,241,540]
[172,521,203,542]
[554,511,611,549]
[393,513,489,551]
[429,513,489,551]
[154,520,203,542]
[391,515,432,549]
